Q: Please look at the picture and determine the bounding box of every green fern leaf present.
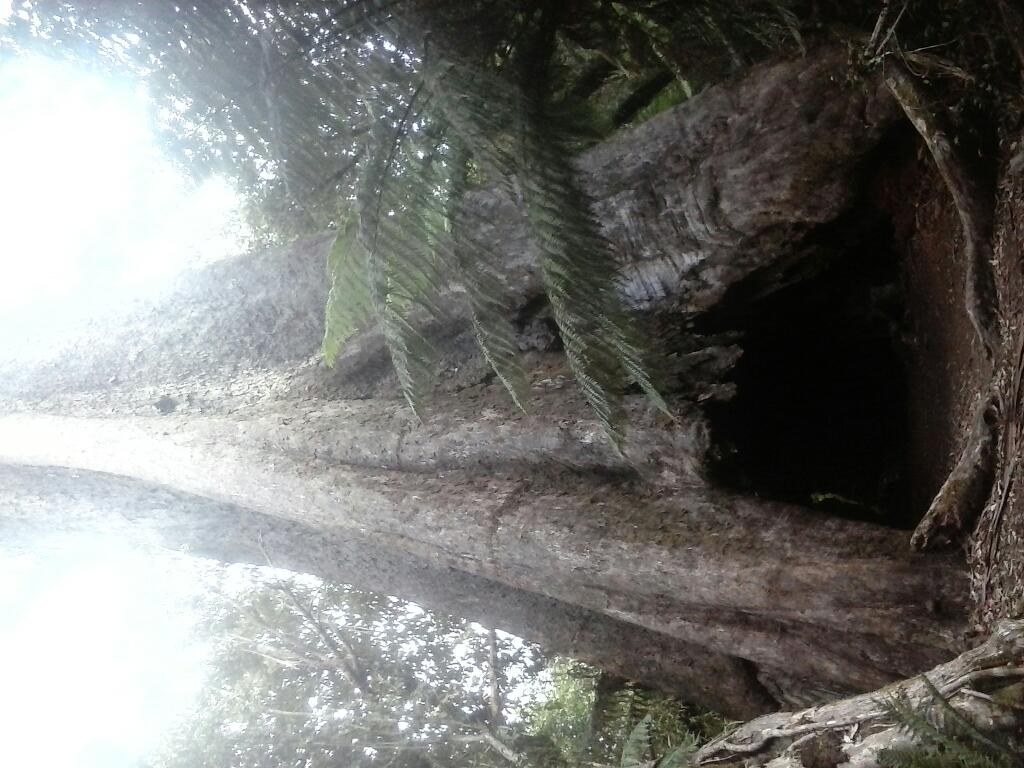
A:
[657,742,697,768]
[621,714,653,768]
[323,216,373,367]
[879,681,1018,768]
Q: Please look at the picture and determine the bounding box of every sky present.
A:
[0,48,246,339]
[0,14,249,767]
[0,543,209,767]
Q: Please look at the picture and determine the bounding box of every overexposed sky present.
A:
[0,52,245,322]
[0,30,247,768]
[0,543,208,768]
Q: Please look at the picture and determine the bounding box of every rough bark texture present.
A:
[0,50,967,717]
[0,407,968,696]
[969,138,1024,629]
[0,464,777,718]
[462,48,900,317]
[880,56,1004,557]
[883,57,1001,360]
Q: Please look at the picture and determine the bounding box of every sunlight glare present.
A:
[0,54,245,322]
[0,541,208,767]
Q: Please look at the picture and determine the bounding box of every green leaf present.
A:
[658,742,697,768]
[621,714,653,768]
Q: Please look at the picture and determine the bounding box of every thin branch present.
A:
[265,708,315,718]
[865,0,892,57]
[873,1,908,59]
[366,80,426,258]
[487,628,504,727]
[275,581,374,695]
[233,644,302,669]
[313,146,366,194]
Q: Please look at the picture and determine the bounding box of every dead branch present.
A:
[696,619,1024,767]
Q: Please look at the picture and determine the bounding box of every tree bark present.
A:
[0,49,964,716]
[0,463,778,718]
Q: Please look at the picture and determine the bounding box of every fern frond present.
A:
[919,677,1015,761]
[657,741,698,768]
[517,102,669,447]
[354,116,445,417]
[442,139,529,411]
[419,50,673,444]
[26,1,669,435]
[621,714,653,768]
[457,253,531,411]
[602,315,672,417]
[323,216,373,366]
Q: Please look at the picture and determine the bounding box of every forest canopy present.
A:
[149,566,724,768]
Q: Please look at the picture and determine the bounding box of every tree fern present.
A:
[322,214,373,366]
[517,66,672,445]
[445,142,531,411]
[320,25,670,440]
[656,743,698,768]
[353,112,445,416]
[585,677,713,768]
[618,707,700,768]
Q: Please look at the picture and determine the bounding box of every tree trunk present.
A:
[0,463,777,718]
[0,49,968,717]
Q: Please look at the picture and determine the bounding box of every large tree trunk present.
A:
[0,463,778,718]
[0,49,969,718]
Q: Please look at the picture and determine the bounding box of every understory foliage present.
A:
[528,662,727,768]
[150,567,715,768]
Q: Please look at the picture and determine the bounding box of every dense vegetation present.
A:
[149,569,723,768]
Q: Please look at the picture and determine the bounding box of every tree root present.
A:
[911,393,999,550]
[882,56,1001,360]
[696,618,1024,767]
[881,54,1004,552]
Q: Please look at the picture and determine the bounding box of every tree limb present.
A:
[487,628,505,726]
[911,392,999,550]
